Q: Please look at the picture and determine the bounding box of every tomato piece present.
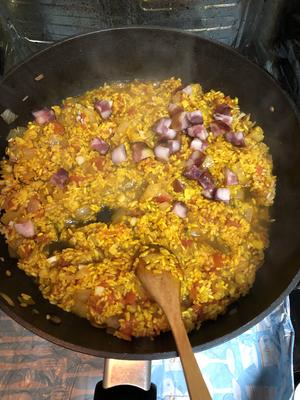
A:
[120,321,133,337]
[69,175,85,183]
[181,238,193,248]
[128,106,136,116]
[256,165,264,175]
[94,156,106,171]
[123,291,137,305]
[192,304,204,320]
[212,252,223,268]
[190,283,199,301]
[89,296,105,314]
[154,194,172,203]
[226,219,241,228]
[51,120,65,135]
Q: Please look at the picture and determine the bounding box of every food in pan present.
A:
[0,78,275,340]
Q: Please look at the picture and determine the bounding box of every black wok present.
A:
[0,27,300,365]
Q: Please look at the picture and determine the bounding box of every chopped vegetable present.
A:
[186,151,206,168]
[173,179,185,192]
[173,202,188,218]
[184,165,203,181]
[112,144,127,164]
[202,155,214,169]
[91,137,110,155]
[214,113,232,126]
[95,286,105,296]
[153,117,171,133]
[213,103,232,126]
[14,221,35,238]
[225,131,245,147]
[167,139,181,154]
[190,138,208,151]
[171,112,190,131]
[76,155,85,165]
[213,252,223,268]
[182,85,193,95]
[215,188,230,203]
[132,142,153,162]
[7,126,26,140]
[1,109,18,124]
[187,110,203,125]
[198,170,215,193]
[214,103,231,115]
[168,103,184,116]
[154,145,170,161]
[210,121,230,136]
[94,99,113,119]
[32,108,55,125]
[224,167,238,186]
[50,168,69,188]
[187,124,208,140]
[47,256,58,265]
[154,193,172,203]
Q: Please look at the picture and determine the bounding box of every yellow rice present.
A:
[0,78,275,340]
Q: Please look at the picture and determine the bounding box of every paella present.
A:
[0,78,275,340]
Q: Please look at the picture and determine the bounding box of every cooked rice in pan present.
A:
[0,78,275,340]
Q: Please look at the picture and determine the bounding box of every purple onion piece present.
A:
[171,112,190,131]
[224,167,239,186]
[224,131,245,147]
[152,118,172,134]
[90,137,110,155]
[187,124,208,140]
[187,110,203,125]
[214,103,232,116]
[32,108,56,125]
[111,144,127,164]
[214,187,231,203]
[50,168,69,189]
[94,99,113,119]
[172,201,188,218]
[182,85,193,95]
[190,138,208,152]
[14,221,35,238]
[183,164,203,181]
[198,170,215,192]
[214,113,233,126]
[132,142,153,162]
[168,103,184,116]
[154,145,170,161]
[167,139,181,154]
[210,120,231,137]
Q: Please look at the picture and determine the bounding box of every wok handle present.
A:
[93,382,157,400]
[94,358,156,400]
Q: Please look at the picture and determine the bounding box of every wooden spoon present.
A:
[137,265,212,400]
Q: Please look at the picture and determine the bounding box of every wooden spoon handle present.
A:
[169,316,211,400]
